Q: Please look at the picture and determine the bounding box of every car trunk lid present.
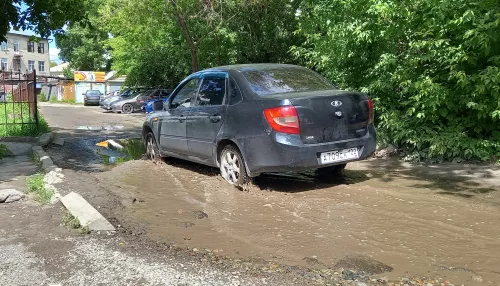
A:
[286,90,371,144]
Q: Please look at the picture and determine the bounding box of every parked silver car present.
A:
[106,89,170,114]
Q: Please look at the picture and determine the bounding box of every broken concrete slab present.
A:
[37,132,54,147]
[52,137,65,146]
[60,192,115,231]
[0,189,24,203]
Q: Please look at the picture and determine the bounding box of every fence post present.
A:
[34,70,38,131]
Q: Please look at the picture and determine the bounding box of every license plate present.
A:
[320,148,359,164]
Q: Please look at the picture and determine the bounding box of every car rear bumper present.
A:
[240,125,376,177]
[85,99,100,104]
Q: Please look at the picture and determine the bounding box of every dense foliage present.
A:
[294,0,500,162]
[51,0,500,162]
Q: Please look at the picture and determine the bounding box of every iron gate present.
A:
[0,70,38,137]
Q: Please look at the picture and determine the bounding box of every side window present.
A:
[149,90,160,99]
[196,75,226,106]
[170,78,200,109]
[228,77,243,105]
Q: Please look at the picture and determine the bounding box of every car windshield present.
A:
[86,90,100,96]
[240,66,334,96]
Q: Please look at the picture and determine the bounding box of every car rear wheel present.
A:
[146,132,161,163]
[316,163,346,181]
[122,103,133,114]
[220,145,248,186]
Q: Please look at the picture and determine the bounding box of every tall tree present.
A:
[1,0,90,41]
[55,23,110,71]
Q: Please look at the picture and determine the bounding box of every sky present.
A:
[9,28,62,64]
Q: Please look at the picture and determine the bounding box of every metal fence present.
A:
[0,70,38,137]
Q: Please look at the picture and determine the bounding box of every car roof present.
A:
[198,63,303,74]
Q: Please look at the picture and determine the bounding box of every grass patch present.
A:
[97,138,146,165]
[0,144,7,160]
[48,97,80,105]
[26,172,54,204]
[0,103,51,137]
[29,150,40,163]
[122,138,146,160]
[61,210,90,234]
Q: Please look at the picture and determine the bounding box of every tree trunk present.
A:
[168,0,199,72]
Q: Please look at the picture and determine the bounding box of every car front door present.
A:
[159,77,200,155]
[187,72,228,159]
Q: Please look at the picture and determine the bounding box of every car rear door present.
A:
[158,77,200,155]
[187,72,228,159]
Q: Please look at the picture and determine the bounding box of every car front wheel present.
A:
[220,145,248,186]
[146,132,161,163]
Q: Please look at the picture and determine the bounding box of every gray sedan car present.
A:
[142,64,376,185]
[107,89,170,113]
[83,90,102,106]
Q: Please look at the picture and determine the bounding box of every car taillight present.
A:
[263,106,300,134]
[368,99,374,125]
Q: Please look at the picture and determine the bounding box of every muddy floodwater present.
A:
[98,159,500,285]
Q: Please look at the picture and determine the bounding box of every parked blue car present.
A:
[142,96,170,113]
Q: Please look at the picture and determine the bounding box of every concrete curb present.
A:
[61,192,115,231]
[30,145,115,232]
[32,146,56,171]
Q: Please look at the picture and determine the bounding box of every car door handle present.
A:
[209,115,221,123]
[179,115,185,123]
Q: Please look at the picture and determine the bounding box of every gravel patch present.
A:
[0,243,51,286]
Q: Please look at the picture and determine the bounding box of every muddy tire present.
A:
[146,132,161,163]
[316,163,346,181]
[122,103,134,114]
[220,145,248,186]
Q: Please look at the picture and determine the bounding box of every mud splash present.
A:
[98,159,500,285]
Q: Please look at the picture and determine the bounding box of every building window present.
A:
[1,58,7,70]
[12,58,21,71]
[13,40,19,52]
[0,42,7,50]
[28,60,35,72]
[37,43,44,54]
[28,41,34,52]
[38,61,45,72]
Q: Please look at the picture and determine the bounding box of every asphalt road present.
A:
[39,102,145,139]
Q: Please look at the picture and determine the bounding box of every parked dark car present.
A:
[109,89,170,114]
[100,86,149,107]
[142,64,376,185]
[83,90,103,106]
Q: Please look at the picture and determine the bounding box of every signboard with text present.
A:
[74,71,106,82]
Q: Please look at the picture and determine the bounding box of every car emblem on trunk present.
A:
[331,100,342,107]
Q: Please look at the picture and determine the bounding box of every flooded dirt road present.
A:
[41,104,500,285]
[96,158,500,285]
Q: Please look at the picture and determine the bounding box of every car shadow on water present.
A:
[162,157,370,193]
[160,157,499,201]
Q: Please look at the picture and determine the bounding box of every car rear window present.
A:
[87,90,100,96]
[239,66,334,96]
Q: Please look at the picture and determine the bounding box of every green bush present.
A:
[38,92,48,102]
[295,0,500,162]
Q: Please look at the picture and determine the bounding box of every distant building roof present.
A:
[50,62,70,73]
